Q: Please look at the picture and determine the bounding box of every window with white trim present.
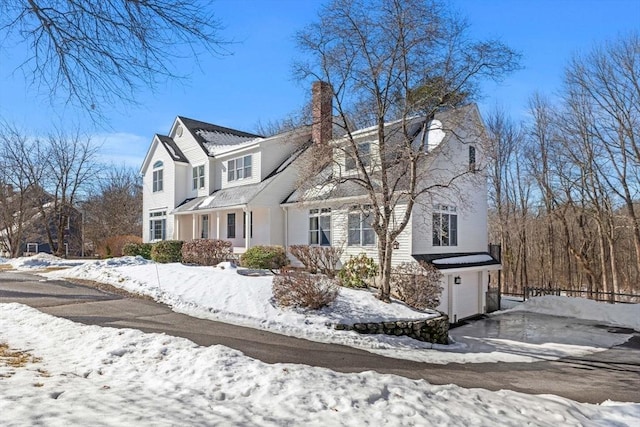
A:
[309,208,331,246]
[26,243,38,253]
[201,215,209,239]
[345,142,371,171]
[347,206,375,246]
[227,213,236,238]
[227,155,252,181]
[149,211,166,241]
[152,161,163,192]
[432,204,457,246]
[192,165,205,190]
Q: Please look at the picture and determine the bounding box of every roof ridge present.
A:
[177,116,262,138]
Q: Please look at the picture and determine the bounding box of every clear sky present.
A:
[0,0,638,168]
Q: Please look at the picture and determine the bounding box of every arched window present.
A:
[152,161,163,192]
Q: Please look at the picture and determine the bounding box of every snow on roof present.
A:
[432,254,495,265]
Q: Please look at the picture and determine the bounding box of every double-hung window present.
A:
[469,146,476,172]
[192,165,205,190]
[201,215,209,239]
[432,204,457,246]
[149,211,167,241]
[152,161,163,192]
[309,208,331,246]
[227,213,236,238]
[227,155,252,181]
[345,142,371,171]
[347,207,375,246]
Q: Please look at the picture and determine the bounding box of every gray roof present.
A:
[178,116,262,157]
[156,134,188,163]
[283,105,480,204]
[173,143,310,214]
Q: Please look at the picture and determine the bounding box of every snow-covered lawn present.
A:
[1,303,638,426]
[2,255,620,364]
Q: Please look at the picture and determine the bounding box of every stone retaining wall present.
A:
[334,315,449,344]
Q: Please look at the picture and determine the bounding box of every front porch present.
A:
[173,204,283,254]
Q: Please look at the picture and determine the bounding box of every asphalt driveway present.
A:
[1,270,639,404]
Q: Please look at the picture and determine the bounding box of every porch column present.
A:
[192,215,197,240]
[243,207,250,250]
[216,212,221,240]
[175,216,180,240]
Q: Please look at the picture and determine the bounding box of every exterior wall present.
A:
[142,141,176,242]
[436,268,491,322]
[285,203,413,267]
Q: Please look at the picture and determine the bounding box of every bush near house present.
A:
[289,245,343,278]
[390,261,443,310]
[272,270,339,309]
[97,235,142,258]
[182,239,233,266]
[240,245,289,272]
[122,242,153,259]
[150,240,184,263]
[338,253,378,288]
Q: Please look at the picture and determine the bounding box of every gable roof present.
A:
[177,116,262,157]
[283,104,483,204]
[156,135,188,163]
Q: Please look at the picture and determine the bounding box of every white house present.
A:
[140,82,500,322]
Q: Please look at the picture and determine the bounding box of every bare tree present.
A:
[0,123,44,257]
[294,0,519,301]
[0,0,227,117]
[82,165,142,250]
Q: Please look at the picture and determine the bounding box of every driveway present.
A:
[1,270,639,404]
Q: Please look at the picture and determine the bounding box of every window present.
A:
[309,208,331,246]
[243,211,253,239]
[26,243,38,253]
[345,142,371,171]
[348,207,375,246]
[192,165,205,190]
[201,215,209,239]
[227,155,252,181]
[227,213,236,238]
[152,161,163,192]
[469,146,476,172]
[149,211,167,241]
[432,204,457,246]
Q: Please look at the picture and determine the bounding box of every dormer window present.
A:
[152,161,163,192]
[227,155,252,181]
[192,165,205,190]
[345,142,371,171]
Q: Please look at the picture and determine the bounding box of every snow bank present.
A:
[5,253,88,270]
[1,303,637,426]
[505,296,640,331]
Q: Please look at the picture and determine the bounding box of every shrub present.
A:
[240,245,288,272]
[390,261,443,310]
[289,245,343,278]
[182,239,233,266]
[338,253,378,288]
[150,240,184,263]
[97,235,142,258]
[122,242,153,259]
[272,270,339,310]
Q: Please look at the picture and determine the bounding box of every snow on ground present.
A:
[3,253,87,270]
[1,303,638,427]
[40,256,638,365]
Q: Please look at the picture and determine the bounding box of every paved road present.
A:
[1,270,639,404]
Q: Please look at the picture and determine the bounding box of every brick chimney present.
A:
[312,81,332,144]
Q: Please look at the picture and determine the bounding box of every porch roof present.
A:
[172,177,276,214]
[413,252,501,270]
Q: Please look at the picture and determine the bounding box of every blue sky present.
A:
[0,0,638,167]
